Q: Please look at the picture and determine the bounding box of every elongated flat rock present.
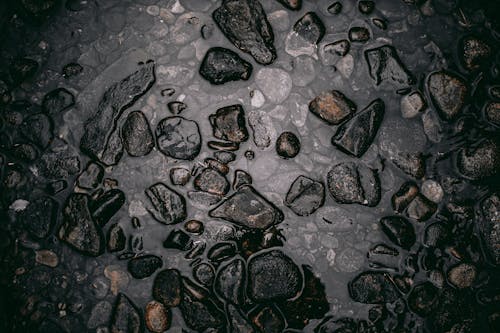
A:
[80,61,155,164]
[146,183,187,224]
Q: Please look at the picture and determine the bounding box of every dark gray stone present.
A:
[169,167,191,186]
[250,306,285,333]
[107,223,126,252]
[90,189,126,227]
[379,216,416,250]
[77,162,103,189]
[427,71,467,121]
[153,269,182,307]
[193,263,215,287]
[227,303,255,333]
[62,62,83,78]
[155,116,201,160]
[348,271,399,304]
[365,45,414,88]
[194,168,230,196]
[285,175,325,216]
[209,104,249,143]
[459,36,491,71]
[480,193,500,265]
[233,169,252,190]
[200,47,253,85]
[215,257,246,304]
[121,111,154,157]
[110,293,143,333]
[20,113,54,149]
[145,183,187,224]
[18,196,57,239]
[10,57,38,85]
[42,88,75,114]
[456,139,500,180]
[127,255,163,279]
[348,27,370,42]
[293,12,325,44]
[324,39,350,57]
[163,229,193,251]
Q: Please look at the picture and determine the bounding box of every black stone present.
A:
[42,88,75,114]
[209,104,249,143]
[58,193,104,256]
[163,229,193,251]
[315,317,358,333]
[358,1,375,14]
[348,271,399,304]
[107,223,126,252]
[20,113,54,149]
[145,183,187,224]
[407,282,439,317]
[348,27,370,42]
[379,216,416,250]
[80,61,155,164]
[406,194,437,222]
[62,62,83,78]
[207,242,237,263]
[227,303,255,333]
[365,45,414,88]
[233,169,252,190]
[327,2,342,14]
[285,175,325,216]
[214,257,246,304]
[324,40,350,57]
[18,196,57,239]
[332,98,384,157]
[127,255,163,279]
[155,116,202,160]
[200,47,253,85]
[10,57,38,85]
[77,162,103,189]
[276,131,301,158]
[213,0,277,65]
[327,162,381,206]
[121,111,154,157]
[479,193,500,265]
[179,286,225,332]
[10,143,38,162]
[275,0,301,10]
[248,250,302,302]
[167,101,187,115]
[193,168,230,196]
[193,263,215,287]
[293,12,325,45]
[391,152,426,179]
[153,269,182,307]
[391,181,419,213]
[110,293,143,333]
[456,139,500,180]
[250,306,285,333]
[90,189,126,227]
[427,71,467,121]
[209,185,284,229]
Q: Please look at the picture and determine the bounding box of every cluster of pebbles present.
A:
[0,0,499,332]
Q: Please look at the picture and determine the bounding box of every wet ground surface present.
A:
[0,0,499,332]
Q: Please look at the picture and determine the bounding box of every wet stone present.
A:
[10,57,38,85]
[485,101,500,126]
[77,162,103,190]
[199,47,253,85]
[145,183,187,224]
[58,193,104,257]
[276,131,301,159]
[153,269,182,307]
[391,181,419,213]
[80,61,155,164]
[127,255,162,279]
[248,110,274,149]
[379,216,416,250]
[227,303,255,333]
[456,139,500,180]
[213,0,276,65]
[401,91,426,118]
[121,111,154,157]
[248,250,302,302]
[215,257,246,305]
[427,71,467,121]
[91,189,126,227]
[42,88,75,114]
[480,193,500,265]
[18,196,57,239]
[184,220,204,235]
[205,157,230,175]
[372,18,387,30]
[447,263,476,289]
[110,293,143,333]
[107,223,126,253]
[348,27,370,43]
[194,168,230,196]
[332,98,384,157]
[193,263,215,287]
[391,152,426,179]
[163,229,193,251]
[459,36,491,71]
[20,113,54,149]
[169,167,190,186]
[207,140,240,151]
[233,169,252,190]
[62,62,83,78]
[209,104,249,143]
[365,45,414,88]
[251,306,285,333]
[293,12,325,45]
[407,282,439,317]
[324,39,350,57]
[348,271,399,304]
[179,286,225,332]
[276,0,301,10]
[145,301,171,333]
[327,162,381,207]
[10,143,38,162]
[285,175,325,216]
[209,185,284,229]
[406,194,437,222]
[167,101,187,115]
[309,90,356,125]
[188,191,223,207]
[207,242,237,263]
[155,116,201,160]
[424,223,449,248]
[327,2,342,14]
[88,301,112,329]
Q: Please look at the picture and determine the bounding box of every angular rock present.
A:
[193,263,215,287]
[456,139,500,180]
[324,39,350,57]
[248,250,302,301]
[170,167,191,186]
[227,303,255,333]
[80,61,155,163]
[20,113,54,149]
[250,306,285,333]
[276,131,300,159]
[62,62,83,78]
[248,110,275,149]
[101,127,124,166]
[309,90,356,125]
[18,196,57,239]
[121,111,154,157]
[145,183,187,224]
[210,104,249,144]
[127,255,163,279]
[332,98,384,157]
[35,148,81,180]
[110,293,143,333]
[42,88,75,114]
[179,286,225,332]
[91,189,126,226]
[10,57,38,85]
[77,162,103,190]
[205,157,230,175]
[459,36,491,71]
[155,116,202,160]
[163,229,193,251]
[359,0,375,14]
[391,152,426,179]
[391,181,419,212]
[167,101,187,115]
[365,45,414,88]
[427,71,467,121]
[406,194,437,222]
[379,216,416,250]
[199,47,253,85]
[447,263,476,289]
[145,301,171,333]
[401,91,426,118]
[407,282,439,317]
[213,0,276,65]
[348,27,370,42]
[480,193,500,265]
[107,223,126,252]
[209,185,284,229]
[293,12,325,45]
[233,169,252,190]
[285,176,325,216]
[275,0,301,10]
[327,2,342,14]
[194,168,230,196]
[153,269,182,307]
[58,193,104,257]
[327,162,381,206]
[348,271,399,304]
[207,242,237,262]
[215,257,246,304]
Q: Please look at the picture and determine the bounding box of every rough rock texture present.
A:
[153,269,182,307]
[348,271,399,304]
[91,189,126,226]
[20,113,54,149]
[480,193,500,265]
[209,185,284,229]
[199,47,252,85]
[276,131,301,159]
[209,104,249,143]
[285,175,325,216]
[193,168,230,196]
[145,301,171,333]
[155,116,202,160]
[293,12,325,44]
[407,282,439,317]
[77,162,103,189]
[332,98,385,157]
[379,216,416,250]
[327,162,381,206]
[121,111,154,157]
[456,139,500,180]
[18,196,58,239]
[145,183,187,224]
[248,250,302,301]
[427,71,467,121]
[365,45,414,88]
[459,36,491,71]
[127,255,163,279]
[42,88,75,114]
[80,61,155,164]
[110,293,143,333]
[215,257,246,304]
[179,282,225,331]
[308,90,356,125]
[107,223,126,252]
